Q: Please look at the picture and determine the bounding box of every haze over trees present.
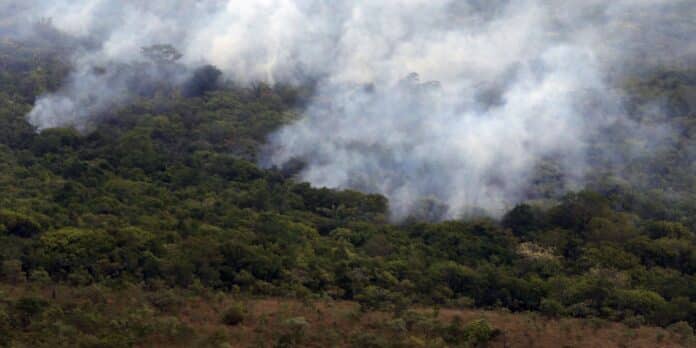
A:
[0,1,695,347]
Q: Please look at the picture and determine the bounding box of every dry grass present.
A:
[166,296,685,347]
[0,284,687,347]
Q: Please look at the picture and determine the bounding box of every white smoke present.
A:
[266,45,611,218]
[5,0,695,219]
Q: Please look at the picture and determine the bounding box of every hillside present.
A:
[1,34,696,347]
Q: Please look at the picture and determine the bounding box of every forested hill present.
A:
[2,38,696,346]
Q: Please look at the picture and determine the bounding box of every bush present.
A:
[67,268,94,286]
[442,316,466,344]
[355,286,394,311]
[148,290,184,314]
[12,297,48,328]
[539,299,565,317]
[613,289,668,320]
[449,296,475,309]
[221,302,246,326]
[667,321,694,343]
[462,319,498,346]
[28,268,51,284]
[566,302,596,318]
[276,317,309,348]
[622,315,645,329]
[401,309,435,332]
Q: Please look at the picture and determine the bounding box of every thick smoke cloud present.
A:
[3,0,695,219]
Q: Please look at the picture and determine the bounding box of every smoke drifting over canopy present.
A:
[3,0,695,219]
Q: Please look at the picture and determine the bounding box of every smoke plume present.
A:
[3,0,695,219]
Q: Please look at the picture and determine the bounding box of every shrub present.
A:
[387,318,407,332]
[613,289,668,321]
[462,319,498,346]
[276,317,309,348]
[355,285,393,311]
[28,268,51,284]
[12,297,49,328]
[67,268,94,286]
[622,315,645,329]
[401,309,436,332]
[148,290,184,314]
[221,302,246,326]
[667,321,694,343]
[539,299,565,317]
[449,296,475,309]
[566,302,596,318]
[442,316,466,344]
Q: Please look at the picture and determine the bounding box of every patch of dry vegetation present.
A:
[0,284,687,347]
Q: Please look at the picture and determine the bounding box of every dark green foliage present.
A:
[0,210,42,238]
[539,298,565,318]
[183,64,222,97]
[503,204,544,238]
[461,319,498,346]
[275,316,308,347]
[388,312,499,347]
[12,297,48,328]
[1,37,696,344]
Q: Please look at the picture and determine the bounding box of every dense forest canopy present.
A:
[0,1,696,347]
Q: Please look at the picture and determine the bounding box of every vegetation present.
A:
[1,36,696,346]
[0,283,687,347]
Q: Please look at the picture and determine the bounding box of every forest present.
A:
[1,20,696,347]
